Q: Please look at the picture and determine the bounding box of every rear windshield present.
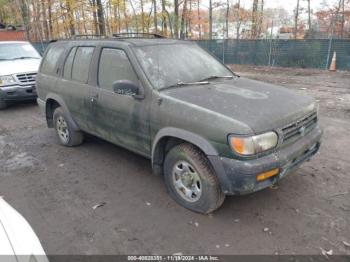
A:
[134,43,232,90]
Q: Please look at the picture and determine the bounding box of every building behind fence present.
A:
[32,39,350,70]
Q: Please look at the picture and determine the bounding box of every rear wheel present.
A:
[53,107,83,146]
[0,100,7,110]
[163,143,225,214]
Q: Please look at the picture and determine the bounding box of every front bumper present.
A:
[208,125,322,195]
[0,84,37,102]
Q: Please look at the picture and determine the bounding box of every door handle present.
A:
[91,94,99,103]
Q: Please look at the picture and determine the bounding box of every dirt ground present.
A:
[0,65,349,255]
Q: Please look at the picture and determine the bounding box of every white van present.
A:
[0,41,41,109]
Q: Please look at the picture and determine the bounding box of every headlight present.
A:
[229,131,278,156]
[0,75,16,86]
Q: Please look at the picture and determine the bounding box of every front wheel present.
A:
[163,143,225,214]
[53,107,84,147]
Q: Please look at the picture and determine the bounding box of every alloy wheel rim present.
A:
[172,161,202,202]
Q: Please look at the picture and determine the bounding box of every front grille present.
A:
[15,73,37,83]
[282,111,317,143]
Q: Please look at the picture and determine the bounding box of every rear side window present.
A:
[98,48,138,91]
[41,46,65,75]
[63,47,77,79]
[72,47,94,84]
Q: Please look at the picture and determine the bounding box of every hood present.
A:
[161,77,316,134]
[0,59,41,76]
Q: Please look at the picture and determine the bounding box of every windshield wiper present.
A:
[12,56,40,60]
[159,81,209,91]
[199,75,234,82]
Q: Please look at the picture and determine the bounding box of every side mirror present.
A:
[112,80,144,99]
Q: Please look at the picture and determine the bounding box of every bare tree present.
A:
[174,0,179,38]
[153,0,157,32]
[209,0,212,39]
[294,0,300,39]
[197,0,201,39]
[180,0,187,39]
[251,0,258,38]
[47,0,53,38]
[225,0,229,38]
[307,0,312,30]
[96,0,105,35]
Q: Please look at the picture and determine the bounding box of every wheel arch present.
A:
[151,127,219,176]
[44,94,79,131]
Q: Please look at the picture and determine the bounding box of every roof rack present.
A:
[72,34,106,39]
[112,33,165,39]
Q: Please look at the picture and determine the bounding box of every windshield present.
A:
[134,43,233,90]
[0,43,41,60]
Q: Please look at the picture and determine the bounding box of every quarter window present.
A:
[63,47,77,79]
[72,47,94,83]
[98,48,138,91]
[41,46,65,75]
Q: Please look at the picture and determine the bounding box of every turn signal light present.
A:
[256,168,279,182]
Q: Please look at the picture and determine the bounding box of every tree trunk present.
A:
[197,0,201,39]
[294,0,300,39]
[209,0,212,39]
[161,0,168,35]
[47,0,53,39]
[91,0,99,34]
[153,0,157,33]
[180,0,187,39]
[123,0,129,33]
[96,0,105,35]
[129,0,139,33]
[188,0,192,38]
[174,0,179,38]
[140,0,145,33]
[65,0,75,36]
[225,0,229,38]
[41,0,49,40]
[18,0,30,40]
[340,0,345,38]
[251,0,259,38]
[257,0,264,37]
[307,0,311,31]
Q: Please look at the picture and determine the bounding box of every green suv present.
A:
[36,35,322,213]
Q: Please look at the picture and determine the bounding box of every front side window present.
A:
[98,48,138,91]
[63,47,77,79]
[72,47,94,84]
[41,46,64,75]
[134,43,233,90]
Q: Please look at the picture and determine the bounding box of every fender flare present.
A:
[151,127,219,167]
[45,93,80,131]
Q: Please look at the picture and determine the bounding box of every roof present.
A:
[55,37,191,47]
[0,40,30,44]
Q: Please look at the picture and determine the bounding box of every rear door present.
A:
[56,45,95,131]
[89,46,151,156]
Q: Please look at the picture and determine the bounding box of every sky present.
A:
[201,0,340,14]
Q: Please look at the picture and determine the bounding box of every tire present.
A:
[163,143,225,214]
[53,107,83,147]
[0,100,7,110]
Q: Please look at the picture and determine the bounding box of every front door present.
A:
[90,47,151,156]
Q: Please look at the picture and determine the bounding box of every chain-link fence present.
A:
[32,39,350,70]
[196,39,350,70]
